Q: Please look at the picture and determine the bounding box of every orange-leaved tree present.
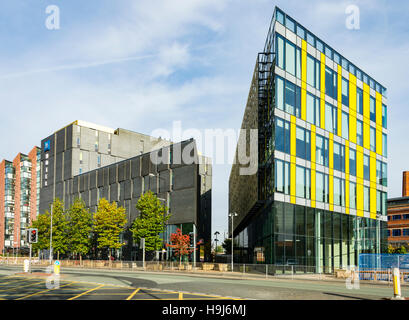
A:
[166,228,202,265]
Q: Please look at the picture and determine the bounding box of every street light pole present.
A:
[229,213,238,272]
[49,203,53,265]
[214,231,220,262]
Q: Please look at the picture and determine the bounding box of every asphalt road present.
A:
[0,265,406,300]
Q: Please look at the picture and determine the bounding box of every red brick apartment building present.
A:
[387,172,409,249]
[0,147,41,254]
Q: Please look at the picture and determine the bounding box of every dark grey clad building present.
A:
[39,121,212,261]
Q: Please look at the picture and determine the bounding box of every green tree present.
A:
[67,198,93,263]
[51,198,69,260]
[30,212,51,253]
[93,198,127,260]
[222,238,232,255]
[130,191,171,255]
[30,198,68,260]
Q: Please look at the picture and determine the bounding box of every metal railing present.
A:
[3,257,408,283]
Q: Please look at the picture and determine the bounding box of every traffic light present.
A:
[189,232,194,247]
[29,228,38,244]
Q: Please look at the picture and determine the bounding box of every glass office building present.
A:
[229,7,388,273]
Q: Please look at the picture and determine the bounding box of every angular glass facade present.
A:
[229,7,388,273]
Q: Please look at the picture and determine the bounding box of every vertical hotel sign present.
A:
[44,140,51,152]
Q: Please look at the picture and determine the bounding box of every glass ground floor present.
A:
[233,201,388,273]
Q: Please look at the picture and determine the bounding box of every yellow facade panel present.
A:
[329,133,334,169]
[301,88,307,121]
[311,127,316,164]
[356,149,363,179]
[363,122,370,150]
[376,128,383,155]
[376,92,382,126]
[320,97,325,130]
[363,89,370,120]
[301,40,307,83]
[345,173,350,214]
[345,143,350,174]
[349,74,357,113]
[349,111,357,144]
[337,65,342,137]
[370,152,377,183]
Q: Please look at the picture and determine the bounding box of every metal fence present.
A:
[3,255,408,283]
[0,257,322,279]
[359,253,409,270]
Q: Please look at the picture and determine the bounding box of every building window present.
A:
[341,111,349,140]
[382,134,387,157]
[306,55,314,86]
[296,126,311,161]
[79,152,83,165]
[392,215,402,221]
[364,186,370,212]
[306,54,320,90]
[325,66,337,100]
[275,159,290,194]
[275,117,291,155]
[276,34,285,69]
[77,137,81,148]
[349,149,356,176]
[325,102,337,134]
[285,81,296,115]
[276,76,284,110]
[370,96,376,122]
[333,142,345,173]
[296,47,302,79]
[276,76,301,118]
[382,105,387,128]
[357,88,363,115]
[363,154,370,181]
[316,134,329,167]
[97,155,101,168]
[333,177,345,206]
[285,41,296,76]
[349,181,356,209]
[403,214,409,220]
[306,92,320,126]
[403,229,409,236]
[285,16,296,33]
[370,127,376,152]
[387,230,390,237]
[376,161,387,187]
[393,229,401,237]
[316,171,329,203]
[95,142,99,152]
[357,119,363,146]
[296,165,310,199]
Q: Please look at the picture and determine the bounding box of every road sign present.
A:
[54,260,61,275]
[24,260,29,273]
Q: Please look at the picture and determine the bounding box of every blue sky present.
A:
[0,0,408,241]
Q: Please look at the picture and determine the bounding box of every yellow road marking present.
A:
[179,292,183,300]
[67,284,104,300]
[0,279,28,286]
[0,279,44,292]
[15,281,76,300]
[126,288,140,300]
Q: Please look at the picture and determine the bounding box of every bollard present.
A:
[393,268,404,300]
[54,260,61,275]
